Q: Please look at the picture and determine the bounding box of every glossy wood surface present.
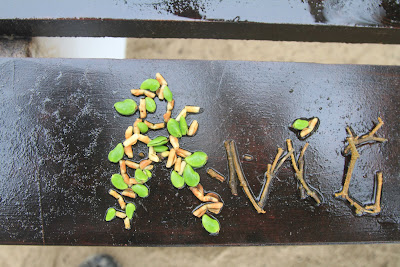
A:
[0,58,399,245]
[0,0,400,43]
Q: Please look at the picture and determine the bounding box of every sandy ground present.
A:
[1,38,399,266]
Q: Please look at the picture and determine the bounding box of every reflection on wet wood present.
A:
[0,0,399,43]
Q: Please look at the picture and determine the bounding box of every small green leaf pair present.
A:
[105,203,136,221]
[147,136,168,147]
[170,165,200,188]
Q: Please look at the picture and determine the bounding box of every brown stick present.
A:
[344,117,387,154]
[335,126,384,215]
[230,140,266,214]
[258,148,294,208]
[206,168,226,182]
[224,140,238,195]
[287,139,321,204]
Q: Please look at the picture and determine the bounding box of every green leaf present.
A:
[183,164,200,187]
[292,119,309,130]
[111,174,128,190]
[153,145,169,152]
[147,136,168,147]
[180,117,188,136]
[135,169,149,184]
[125,203,136,219]
[163,86,173,102]
[144,169,152,178]
[145,97,156,113]
[140,79,160,92]
[132,184,149,198]
[137,122,149,134]
[105,208,116,221]
[167,118,182,138]
[185,151,208,168]
[114,99,137,116]
[108,143,124,163]
[171,170,185,189]
[202,214,220,234]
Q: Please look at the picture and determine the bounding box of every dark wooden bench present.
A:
[0,1,399,246]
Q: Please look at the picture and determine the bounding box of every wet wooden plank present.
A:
[0,0,400,43]
[0,58,399,245]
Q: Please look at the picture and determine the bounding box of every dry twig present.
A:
[258,147,294,208]
[287,139,321,204]
[230,140,265,214]
[224,141,238,195]
[335,123,385,215]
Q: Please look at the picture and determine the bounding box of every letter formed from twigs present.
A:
[286,139,321,205]
[335,117,387,216]
[258,147,294,208]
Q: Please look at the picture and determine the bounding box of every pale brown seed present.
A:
[122,173,130,185]
[308,117,319,130]
[118,197,126,210]
[109,189,121,199]
[174,157,182,172]
[160,151,170,158]
[139,98,147,119]
[131,89,156,98]
[185,106,200,113]
[167,100,174,111]
[179,161,186,176]
[188,120,199,136]
[119,160,127,174]
[125,160,140,169]
[176,108,187,122]
[149,154,160,162]
[144,90,156,98]
[138,134,151,144]
[133,118,142,135]
[163,110,171,122]
[169,135,179,149]
[158,84,165,100]
[124,217,131,230]
[140,159,153,170]
[123,134,139,147]
[124,146,133,158]
[144,165,154,170]
[300,127,313,137]
[122,189,136,198]
[116,211,126,219]
[128,178,138,186]
[156,73,168,86]
[176,148,192,158]
[166,148,176,168]
[125,126,133,139]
